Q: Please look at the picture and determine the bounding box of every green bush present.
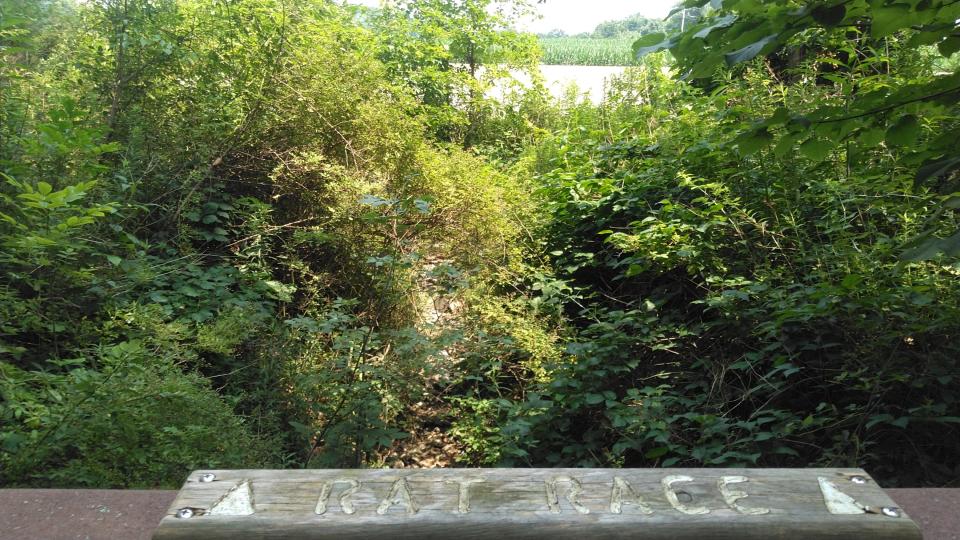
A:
[3,0,958,489]
[0,338,270,488]
[476,57,960,485]
[1,0,537,486]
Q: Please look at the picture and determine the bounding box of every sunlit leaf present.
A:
[633,33,672,58]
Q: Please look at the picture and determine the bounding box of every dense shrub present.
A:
[467,57,960,485]
[2,0,958,489]
[0,0,529,485]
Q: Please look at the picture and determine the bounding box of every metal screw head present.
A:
[199,473,216,483]
[176,508,194,519]
[850,475,868,484]
[881,507,902,518]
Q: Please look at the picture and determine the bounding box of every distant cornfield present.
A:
[539,37,637,66]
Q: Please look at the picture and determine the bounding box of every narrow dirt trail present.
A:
[377,257,468,467]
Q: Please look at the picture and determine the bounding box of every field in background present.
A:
[538,37,637,66]
[487,65,628,104]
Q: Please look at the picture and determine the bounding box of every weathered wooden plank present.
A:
[152,468,921,539]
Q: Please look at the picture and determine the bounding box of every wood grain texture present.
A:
[152,468,921,540]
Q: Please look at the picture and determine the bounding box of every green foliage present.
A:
[638,0,960,259]
[0,337,269,488]
[2,0,959,490]
[1,0,535,486]
[592,13,664,39]
[466,50,960,485]
[370,0,540,143]
[0,99,120,365]
[447,284,566,465]
[280,302,448,467]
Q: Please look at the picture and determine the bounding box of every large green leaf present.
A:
[693,14,737,39]
[885,114,920,147]
[773,132,803,158]
[736,127,773,155]
[902,231,960,260]
[857,127,886,148]
[871,5,912,38]
[799,138,833,161]
[685,54,724,79]
[916,156,960,183]
[939,36,960,57]
[724,34,777,66]
[633,33,673,58]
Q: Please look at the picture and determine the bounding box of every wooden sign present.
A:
[153,468,920,539]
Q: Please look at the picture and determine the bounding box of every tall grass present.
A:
[538,37,636,66]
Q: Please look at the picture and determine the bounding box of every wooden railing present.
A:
[151,468,922,539]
